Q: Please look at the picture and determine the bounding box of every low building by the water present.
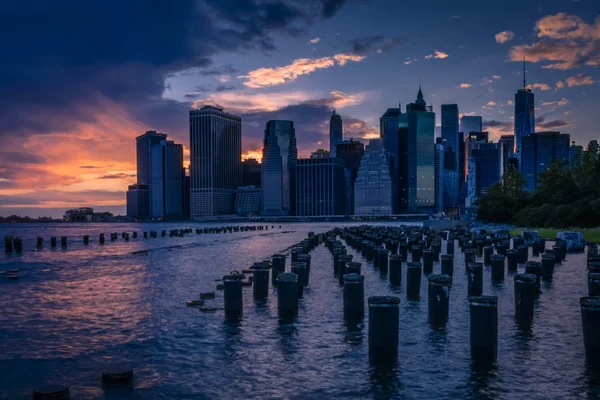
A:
[63,208,114,222]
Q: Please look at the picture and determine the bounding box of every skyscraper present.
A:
[522,131,570,191]
[242,158,262,187]
[405,87,436,210]
[151,140,184,218]
[354,139,392,216]
[329,110,343,156]
[434,142,444,213]
[498,135,515,174]
[471,144,503,198]
[128,130,167,218]
[295,157,345,216]
[442,105,460,207]
[464,131,489,177]
[569,142,583,169]
[514,62,535,169]
[380,104,403,213]
[336,139,365,216]
[460,116,482,136]
[190,105,242,218]
[261,120,297,215]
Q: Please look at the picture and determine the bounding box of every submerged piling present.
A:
[589,273,600,296]
[389,255,402,286]
[483,246,494,266]
[346,261,362,276]
[271,254,286,285]
[506,249,518,272]
[368,296,400,364]
[469,296,498,364]
[33,385,70,400]
[525,261,542,292]
[441,255,454,278]
[490,254,505,282]
[291,262,307,298]
[60,236,67,248]
[467,262,483,297]
[344,274,365,320]
[406,262,422,300]
[37,237,43,248]
[223,273,244,316]
[514,273,537,325]
[83,235,89,245]
[581,296,600,368]
[99,233,105,244]
[423,250,434,275]
[50,237,57,248]
[251,263,270,301]
[277,273,298,318]
[428,274,451,326]
[541,254,555,281]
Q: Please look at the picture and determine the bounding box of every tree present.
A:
[501,168,526,199]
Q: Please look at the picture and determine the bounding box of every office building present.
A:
[182,170,190,220]
[336,139,365,216]
[434,142,444,213]
[441,104,460,206]
[522,131,570,191]
[296,157,345,216]
[126,184,149,219]
[242,158,262,187]
[514,65,535,169]
[380,104,403,213]
[569,142,583,169]
[261,120,297,215]
[498,135,515,174]
[311,149,330,159]
[330,110,343,156]
[235,186,261,216]
[460,116,483,136]
[151,140,184,218]
[464,132,489,177]
[128,130,167,218]
[190,106,242,217]
[354,139,393,216]
[471,144,503,198]
[458,131,466,191]
[466,156,477,207]
[405,87,436,210]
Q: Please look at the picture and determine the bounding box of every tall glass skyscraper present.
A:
[329,110,343,156]
[354,139,392,216]
[405,87,436,210]
[336,139,365,216]
[522,131,570,191]
[460,116,482,135]
[295,156,345,216]
[434,142,444,213]
[151,140,184,218]
[514,87,535,169]
[380,105,402,213]
[441,104,459,206]
[189,106,242,218]
[261,120,297,215]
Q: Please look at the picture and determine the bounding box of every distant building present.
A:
[242,158,262,187]
[464,132,489,177]
[498,135,515,174]
[434,142,444,213]
[336,139,365,216]
[182,170,190,220]
[126,184,149,218]
[261,120,297,216]
[310,149,331,159]
[354,139,393,216]
[190,105,242,218]
[63,207,114,222]
[330,110,343,156]
[296,157,345,216]
[380,104,403,213]
[235,186,261,216]
[471,144,503,197]
[522,131,570,191]
[569,142,583,169]
[514,70,536,169]
[151,140,184,218]
[460,116,483,136]
[441,104,460,206]
[466,156,477,207]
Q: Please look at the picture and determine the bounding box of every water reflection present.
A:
[368,364,402,399]
[467,362,498,400]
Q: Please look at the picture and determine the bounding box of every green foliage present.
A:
[478,141,600,229]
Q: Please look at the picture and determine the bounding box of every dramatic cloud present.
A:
[0,0,350,210]
[425,51,449,59]
[510,13,600,69]
[310,37,321,44]
[239,53,365,88]
[98,173,137,180]
[347,36,401,55]
[343,118,378,140]
[460,83,472,88]
[495,30,515,44]
[483,119,513,140]
[537,119,572,130]
[566,74,595,87]
[529,83,551,91]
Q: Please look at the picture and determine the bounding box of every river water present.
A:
[0,222,598,399]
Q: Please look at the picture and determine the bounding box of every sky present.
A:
[1,0,599,218]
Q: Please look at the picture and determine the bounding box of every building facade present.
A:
[235,186,261,216]
[514,88,535,169]
[460,116,483,136]
[190,106,242,218]
[151,140,184,218]
[126,184,149,218]
[434,142,444,213]
[295,157,345,216]
[354,139,393,216]
[498,135,515,174]
[380,105,403,213]
[242,158,262,187]
[261,120,297,216]
[336,139,365,216]
[441,104,460,206]
[329,110,343,156]
[569,142,583,169]
[522,131,570,191]
[471,144,503,198]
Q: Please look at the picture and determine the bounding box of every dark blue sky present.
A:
[0,0,598,216]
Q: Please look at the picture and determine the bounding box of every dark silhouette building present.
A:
[336,139,365,215]
[242,158,262,187]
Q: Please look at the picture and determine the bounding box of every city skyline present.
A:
[1,0,599,217]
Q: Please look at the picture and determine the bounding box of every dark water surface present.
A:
[0,222,599,399]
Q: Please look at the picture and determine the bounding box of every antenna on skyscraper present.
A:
[523,57,526,90]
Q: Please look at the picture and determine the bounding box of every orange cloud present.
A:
[556,80,565,88]
[239,53,366,88]
[242,149,263,161]
[510,13,600,69]
[460,83,472,88]
[566,74,595,87]
[309,38,320,44]
[495,31,515,44]
[425,51,449,59]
